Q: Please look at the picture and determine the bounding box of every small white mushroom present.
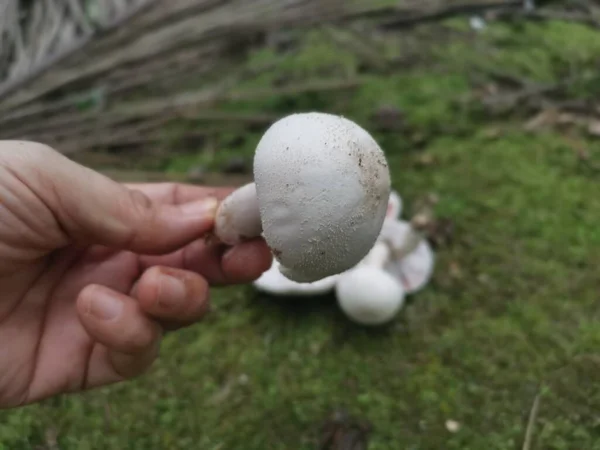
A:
[386,190,402,219]
[335,241,405,325]
[253,259,340,296]
[334,217,435,325]
[384,214,426,259]
[214,112,391,283]
[379,219,435,294]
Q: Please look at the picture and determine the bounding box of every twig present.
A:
[10,109,276,147]
[476,71,595,115]
[522,392,541,450]
[114,78,362,119]
[493,7,600,28]
[338,0,524,29]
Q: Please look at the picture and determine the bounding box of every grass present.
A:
[3,15,600,450]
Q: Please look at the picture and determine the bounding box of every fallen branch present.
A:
[492,6,600,28]
[337,0,524,29]
[0,45,225,128]
[1,75,359,153]
[475,70,599,116]
[120,77,361,116]
[15,109,277,148]
[0,0,159,102]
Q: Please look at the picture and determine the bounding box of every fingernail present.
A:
[88,290,122,320]
[180,197,218,218]
[157,274,187,310]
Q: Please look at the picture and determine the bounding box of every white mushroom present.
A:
[334,217,435,325]
[386,190,402,219]
[253,259,340,296]
[213,112,391,283]
[335,240,405,325]
[379,219,435,294]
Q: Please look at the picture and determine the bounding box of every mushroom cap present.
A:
[335,266,405,325]
[253,112,391,283]
[380,219,435,294]
[253,258,340,296]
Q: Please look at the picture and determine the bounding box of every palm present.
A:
[0,246,142,407]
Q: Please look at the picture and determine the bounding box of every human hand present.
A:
[0,141,272,409]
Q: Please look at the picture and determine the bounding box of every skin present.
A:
[0,141,273,409]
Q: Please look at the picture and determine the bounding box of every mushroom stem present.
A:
[214,182,262,245]
[389,228,423,259]
[361,240,392,269]
[385,212,431,260]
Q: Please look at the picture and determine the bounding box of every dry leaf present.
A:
[482,127,502,139]
[587,120,600,137]
[524,108,560,131]
[319,409,372,450]
[425,217,455,248]
[445,420,461,433]
[415,153,437,167]
[449,261,463,279]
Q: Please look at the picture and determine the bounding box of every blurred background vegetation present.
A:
[2,0,600,449]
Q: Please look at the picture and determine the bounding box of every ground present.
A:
[2,13,600,450]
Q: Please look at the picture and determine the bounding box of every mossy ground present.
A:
[2,15,600,450]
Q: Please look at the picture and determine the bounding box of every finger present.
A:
[133,266,210,324]
[122,183,235,205]
[4,142,218,254]
[76,284,162,379]
[183,237,273,285]
[85,339,161,386]
[221,239,273,283]
[137,237,272,286]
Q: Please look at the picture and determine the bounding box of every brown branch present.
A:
[0,0,158,103]
[0,51,276,137]
[16,109,277,148]
[475,70,596,115]
[337,0,524,28]
[492,6,600,28]
[75,0,230,60]
[0,45,224,127]
[114,78,362,118]
[1,78,359,141]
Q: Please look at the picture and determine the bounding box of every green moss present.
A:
[244,29,359,86]
[440,19,600,84]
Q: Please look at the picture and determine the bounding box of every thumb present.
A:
[4,141,218,254]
